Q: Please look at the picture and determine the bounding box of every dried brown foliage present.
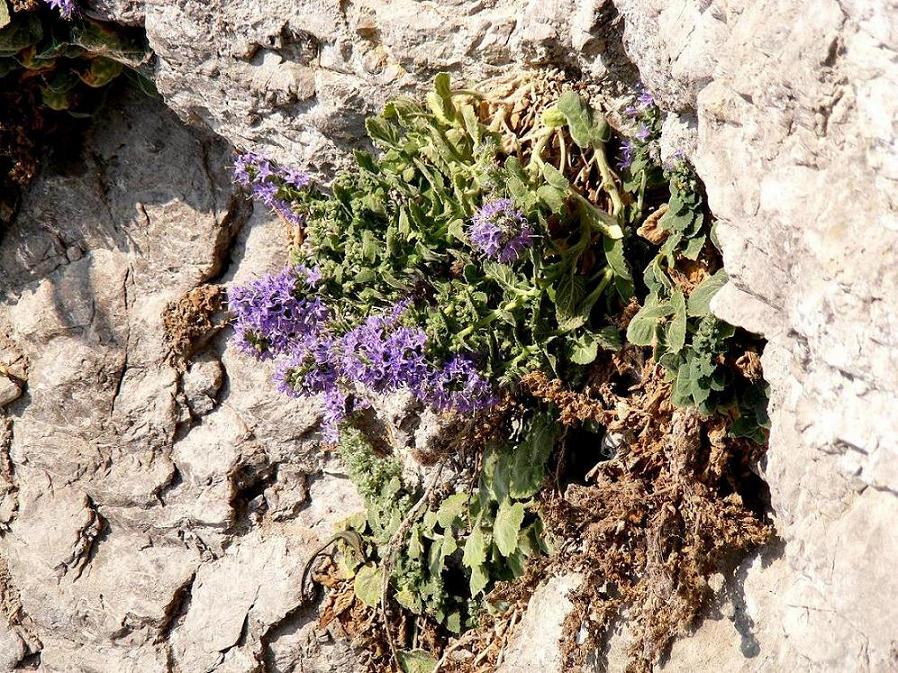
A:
[162,285,225,366]
[540,363,771,672]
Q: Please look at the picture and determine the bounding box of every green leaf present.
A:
[568,331,598,365]
[626,300,673,347]
[603,237,632,281]
[462,525,488,568]
[79,57,124,88]
[578,196,623,240]
[395,588,423,614]
[461,104,481,144]
[494,500,525,557]
[555,272,584,315]
[436,492,468,529]
[687,269,727,317]
[509,414,555,498]
[353,564,383,608]
[668,289,687,352]
[469,563,489,596]
[541,162,569,191]
[681,234,705,260]
[397,650,438,673]
[0,14,42,58]
[537,184,567,213]
[556,91,593,148]
[0,2,9,31]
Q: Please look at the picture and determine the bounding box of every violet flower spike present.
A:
[635,124,651,142]
[468,198,535,264]
[227,266,329,359]
[43,0,77,19]
[419,355,497,414]
[617,140,634,170]
[637,87,654,109]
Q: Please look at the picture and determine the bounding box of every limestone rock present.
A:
[0,88,365,671]
[142,0,638,174]
[613,0,898,670]
[498,573,583,673]
[0,380,19,409]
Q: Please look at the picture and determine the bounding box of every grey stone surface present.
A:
[497,573,583,673]
[140,0,639,178]
[0,89,364,672]
[617,1,898,671]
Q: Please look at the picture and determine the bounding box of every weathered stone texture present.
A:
[0,90,363,672]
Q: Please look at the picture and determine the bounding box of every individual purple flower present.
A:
[228,266,329,359]
[637,87,654,109]
[252,181,278,207]
[468,198,535,264]
[298,265,322,287]
[233,152,261,186]
[419,355,497,414]
[43,0,77,19]
[283,168,311,190]
[635,123,651,142]
[617,140,634,170]
[624,105,638,118]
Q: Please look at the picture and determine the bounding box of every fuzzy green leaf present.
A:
[397,650,437,673]
[509,414,555,498]
[469,564,489,596]
[687,269,727,317]
[681,234,706,260]
[626,300,673,347]
[668,289,687,352]
[0,3,9,31]
[436,492,468,529]
[556,91,593,148]
[568,331,598,365]
[494,500,525,557]
[462,525,488,568]
[353,564,383,608]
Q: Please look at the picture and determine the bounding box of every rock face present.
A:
[138,0,639,177]
[617,1,898,670]
[3,0,895,671]
[0,91,364,671]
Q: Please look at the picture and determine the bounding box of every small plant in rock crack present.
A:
[227,73,771,669]
[227,74,637,441]
[625,158,770,440]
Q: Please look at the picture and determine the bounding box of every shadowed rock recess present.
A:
[0,0,894,672]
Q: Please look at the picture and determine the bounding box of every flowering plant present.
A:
[228,75,640,440]
[226,76,770,643]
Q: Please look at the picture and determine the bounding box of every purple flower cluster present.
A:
[43,0,77,19]
[227,266,327,360]
[228,277,496,441]
[424,355,498,414]
[617,140,634,170]
[618,85,659,171]
[233,153,309,227]
[468,199,535,264]
[340,303,430,394]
